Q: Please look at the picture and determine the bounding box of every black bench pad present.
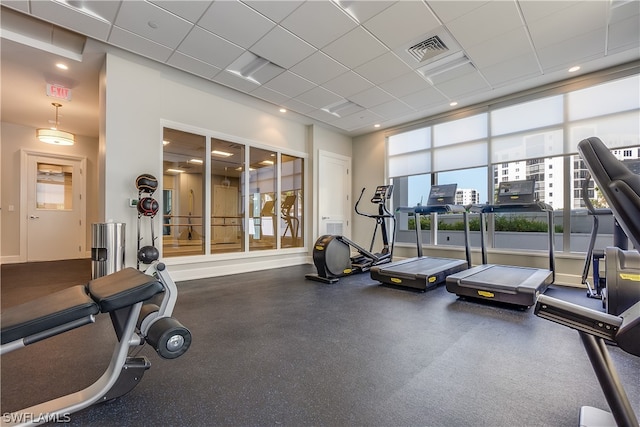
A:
[1,285,99,345]
[88,267,164,313]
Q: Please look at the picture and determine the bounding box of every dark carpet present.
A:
[1,260,638,426]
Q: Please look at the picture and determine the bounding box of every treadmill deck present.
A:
[446,264,553,307]
[371,257,468,291]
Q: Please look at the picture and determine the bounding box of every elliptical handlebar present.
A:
[355,186,395,219]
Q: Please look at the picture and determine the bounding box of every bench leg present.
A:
[1,302,144,427]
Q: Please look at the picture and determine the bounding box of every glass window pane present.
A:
[211,138,244,254]
[162,128,206,257]
[433,141,488,170]
[388,150,431,177]
[568,75,640,121]
[433,113,487,147]
[491,96,563,135]
[568,111,640,152]
[491,129,564,163]
[388,127,430,155]
[36,163,72,210]
[250,147,277,251]
[492,158,563,251]
[281,154,304,248]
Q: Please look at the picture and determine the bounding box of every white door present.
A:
[318,151,351,238]
[25,153,85,261]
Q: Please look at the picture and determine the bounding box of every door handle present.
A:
[29,215,40,219]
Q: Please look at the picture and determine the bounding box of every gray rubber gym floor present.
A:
[2,260,639,426]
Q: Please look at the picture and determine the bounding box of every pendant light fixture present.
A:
[37,102,75,146]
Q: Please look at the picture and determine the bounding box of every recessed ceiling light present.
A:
[568,66,581,73]
[166,168,184,173]
[189,158,203,164]
[279,108,287,113]
[163,140,170,145]
[450,101,458,107]
[212,150,233,157]
[56,63,68,70]
[148,21,159,29]
[374,124,380,128]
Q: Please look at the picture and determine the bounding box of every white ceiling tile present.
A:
[282,98,316,114]
[436,72,490,99]
[242,0,304,23]
[114,1,193,49]
[335,1,396,24]
[369,99,413,119]
[465,27,534,69]
[108,26,173,63]
[537,30,606,71]
[213,70,261,93]
[30,0,115,40]
[294,86,342,109]
[177,26,245,69]
[348,86,395,108]
[197,1,275,49]
[518,1,581,23]
[1,0,30,14]
[322,71,374,98]
[608,12,640,53]
[322,26,389,69]
[149,1,212,23]
[400,86,447,109]
[379,72,432,98]
[446,1,523,49]
[167,51,221,80]
[363,1,441,50]
[480,53,541,88]
[331,109,383,131]
[280,1,357,49]
[526,1,608,49]
[250,26,316,69]
[290,51,349,85]
[427,63,478,85]
[250,86,291,105]
[262,70,315,98]
[426,1,489,24]
[306,108,340,124]
[354,52,413,85]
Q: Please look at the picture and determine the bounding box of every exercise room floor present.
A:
[2,259,639,426]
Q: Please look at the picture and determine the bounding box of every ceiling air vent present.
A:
[407,35,449,63]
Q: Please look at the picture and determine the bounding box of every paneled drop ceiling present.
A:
[1,0,639,138]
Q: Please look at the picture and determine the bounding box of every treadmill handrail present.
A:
[469,202,553,213]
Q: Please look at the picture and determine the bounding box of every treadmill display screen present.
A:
[496,180,535,204]
[427,184,457,205]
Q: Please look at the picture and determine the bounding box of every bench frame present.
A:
[1,262,189,427]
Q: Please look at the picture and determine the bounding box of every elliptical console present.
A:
[306,185,395,284]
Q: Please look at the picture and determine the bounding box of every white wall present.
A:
[101,51,350,280]
[352,131,386,249]
[0,122,99,263]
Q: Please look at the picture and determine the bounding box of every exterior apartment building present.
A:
[455,189,481,206]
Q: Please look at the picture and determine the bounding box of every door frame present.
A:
[316,150,352,240]
[20,149,87,262]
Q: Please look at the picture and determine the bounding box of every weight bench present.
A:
[1,263,191,427]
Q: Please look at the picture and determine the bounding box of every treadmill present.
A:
[370,184,470,291]
[446,180,555,307]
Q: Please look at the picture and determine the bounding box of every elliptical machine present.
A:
[306,185,395,284]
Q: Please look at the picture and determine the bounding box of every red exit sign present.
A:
[46,84,72,101]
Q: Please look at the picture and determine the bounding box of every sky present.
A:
[407,167,489,206]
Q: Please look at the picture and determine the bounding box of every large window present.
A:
[162,127,305,258]
[388,72,640,255]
